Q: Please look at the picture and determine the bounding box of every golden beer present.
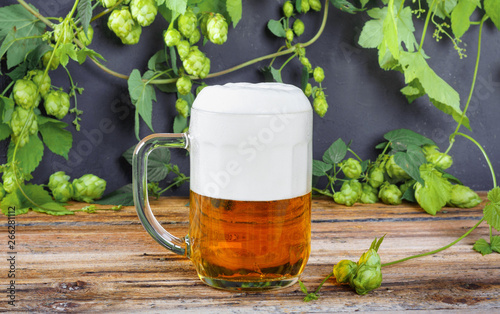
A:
[133,83,312,291]
[188,191,311,290]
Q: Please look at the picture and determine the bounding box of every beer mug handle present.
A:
[132,133,189,256]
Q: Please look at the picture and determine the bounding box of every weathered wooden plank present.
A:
[1,194,499,312]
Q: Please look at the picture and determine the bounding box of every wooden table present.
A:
[1,194,499,312]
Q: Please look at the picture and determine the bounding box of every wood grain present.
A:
[1,194,499,312]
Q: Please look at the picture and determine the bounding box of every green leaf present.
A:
[393,144,426,184]
[57,43,78,67]
[485,0,500,30]
[148,50,167,71]
[399,51,469,130]
[0,122,11,141]
[451,0,478,39]
[323,138,348,164]
[1,95,14,123]
[381,0,399,60]
[164,0,188,15]
[38,120,73,159]
[384,128,436,150]
[0,191,27,216]
[94,185,135,206]
[329,0,362,14]
[77,0,93,36]
[0,4,45,70]
[261,66,283,83]
[473,238,492,255]
[427,0,458,20]
[226,0,242,27]
[487,186,500,203]
[313,160,333,176]
[491,236,500,253]
[169,46,178,76]
[76,47,106,64]
[359,19,384,48]
[7,134,44,175]
[298,280,308,294]
[301,66,310,91]
[295,0,303,13]
[147,147,172,181]
[33,202,74,215]
[360,0,370,8]
[484,202,500,232]
[415,164,452,215]
[400,80,425,104]
[20,184,54,206]
[128,69,156,139]
[267,19,286,38]
[401,183,417,202]
[173,114,187,133]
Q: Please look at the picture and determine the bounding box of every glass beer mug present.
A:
[133,82,312,291]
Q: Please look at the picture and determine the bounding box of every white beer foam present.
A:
[189,83,312,201]
[193,82,312,114]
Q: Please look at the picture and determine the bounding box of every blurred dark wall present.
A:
[1,0,500,195]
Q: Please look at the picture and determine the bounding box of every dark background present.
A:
[1,0,500,196]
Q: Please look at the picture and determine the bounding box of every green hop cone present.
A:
[385,155,411,182]
[30,70,51,97]
[341,158,362,179]
[108,7,141,44]
[333,260,358,285]
[199,13,210,37]
[101,0,117,8]
[73,174,107,203]
[285,28,294,42]
[448,185,482,208]
[0,183,5,201]
[283,1,294,18]
[357,248,381,268]
[207,13,228,45]
[178,8,197,38]
[2,170,16,194]
[77,24,94,46]
[334,180,362,206]
[176,76,192,95]
[183,46,209,78]
[378,182,402,205]
[300,57,312,71]
[304,83,312,97]
[175,99,189,118]
[189,29,201,45]
[360,183,379,204]
[48,173,74,203]
[51,181,74,203]
[42,51,60,70]
[301,0,310,13]
[367,166,384,189]
[313,96,328,117]
[48,171,71,191]
[164,28,181,47]
[422,145,453,170]
[293,19,305,37]
[130,0,157,27]
[121,22,142,45]
[53,22,73,44]
[10,106,36,147]
[350,264,382,295]
[13,79,39,109]
[313,66,325,83]
[199,57,211,79]
[309,0,322,11]
[44,90,70,119]
[177,40,190,61]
